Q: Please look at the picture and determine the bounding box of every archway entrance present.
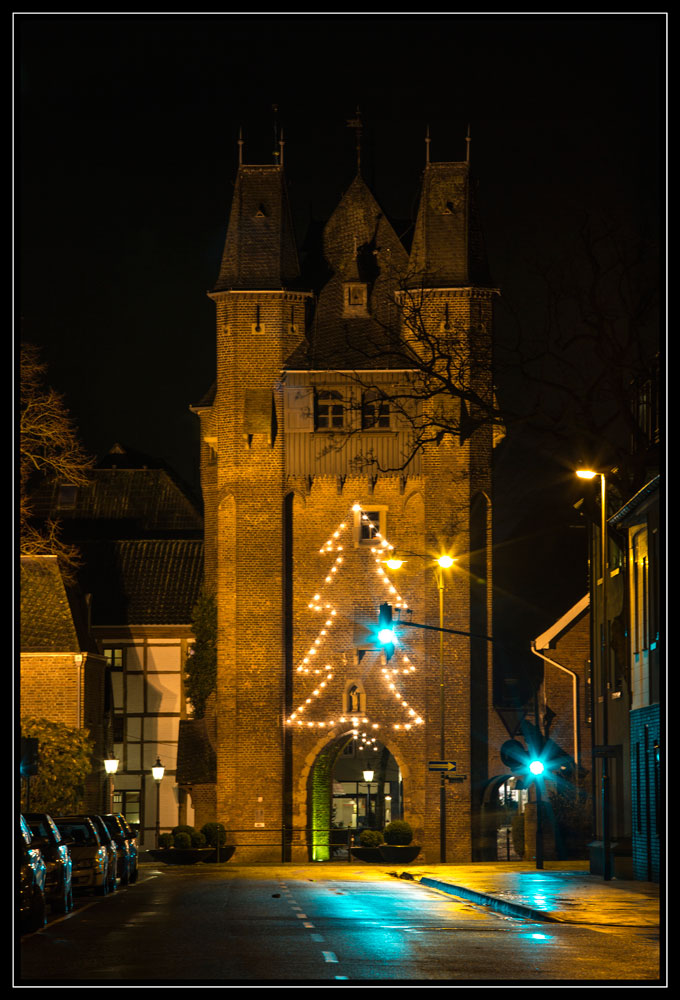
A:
[308,731,402,861]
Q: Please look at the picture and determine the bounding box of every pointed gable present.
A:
[409,161,491,287]
[212,165,300,291]
[299,174,409,369]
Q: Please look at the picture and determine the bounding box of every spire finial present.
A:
[465,123,471,164]
[238,126,244,166]
[425,124,431,165]
[272,104,280,165]
[279,127,285,169]
[346,106,363,175]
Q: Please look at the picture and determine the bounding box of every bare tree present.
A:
[19,342,94,579]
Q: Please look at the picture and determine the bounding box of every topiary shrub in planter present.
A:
[350,829,384,862]
[379,821,421,863]
[149,826,214,865]
[200,822,235,863]
[383,821,413,845]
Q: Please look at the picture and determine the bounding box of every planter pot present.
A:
[203,845,236,863]
[350,846,384,862]
[378,844,422,864]
[148,848,213,865]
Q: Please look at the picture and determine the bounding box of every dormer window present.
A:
[343,282,368,317]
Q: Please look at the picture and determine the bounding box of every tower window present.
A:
[362,390,390,430]
[316,390,345,430]
[343,282,368,316]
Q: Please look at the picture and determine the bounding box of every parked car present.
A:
[19,815,47,933]
[53,816,109,895]
[102,814,138,884]
[24,813,73,914]
[84,815,118,892]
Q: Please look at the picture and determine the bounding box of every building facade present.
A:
[29,446,205,847]
[191,136,505,861]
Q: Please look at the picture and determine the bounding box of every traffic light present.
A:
[377,603,397,661]
[499,739,546,782]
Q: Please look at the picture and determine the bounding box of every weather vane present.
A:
[346,106,363,174]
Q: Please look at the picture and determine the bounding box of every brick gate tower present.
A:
[191,128,501,862]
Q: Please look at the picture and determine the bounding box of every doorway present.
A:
[308,732,402,860]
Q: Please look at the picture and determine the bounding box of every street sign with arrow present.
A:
[428,760,457,772]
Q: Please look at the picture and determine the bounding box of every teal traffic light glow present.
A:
[377,603,397,660]
[529,759,545,776]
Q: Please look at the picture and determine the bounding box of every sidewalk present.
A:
[404,861,661,926]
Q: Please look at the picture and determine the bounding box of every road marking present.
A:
[310,933,324,942]
[322,951,339,963]
[295,913,308,919]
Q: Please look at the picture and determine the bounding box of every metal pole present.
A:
[600,473,612,881]
[438,567,446,863]
[155,781,160,849]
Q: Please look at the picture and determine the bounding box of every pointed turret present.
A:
[409,158,491,288]
[212,160,300,292]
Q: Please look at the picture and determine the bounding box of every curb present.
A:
[418,876,563,923]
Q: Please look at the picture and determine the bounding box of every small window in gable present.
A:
[56,484,78,510]
[343,282,368,317]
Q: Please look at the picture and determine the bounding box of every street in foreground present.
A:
[18,862,661,984]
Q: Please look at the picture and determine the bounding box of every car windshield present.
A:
[56,821,99,846]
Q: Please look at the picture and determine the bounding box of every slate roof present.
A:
[20,556,81,653]
[212,165,300,292]
[409,161,493,288]
[176,718,217,785]
[30,450,203,537]
[82,539,204,626]
[285,173,411,371]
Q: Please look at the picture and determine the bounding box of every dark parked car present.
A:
[24,813,73,914]
[84,815,118,892]
[53,816,109,895]
[19,815,47,933]
[102,814,138,884]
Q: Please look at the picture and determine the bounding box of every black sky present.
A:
[16,13,665,665]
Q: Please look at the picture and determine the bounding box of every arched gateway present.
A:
[187,128,501,862]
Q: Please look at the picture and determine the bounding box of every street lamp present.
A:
[104,756,119,813]
[152,757,165,848]
[576,467,612,881]
[383,550,456,862]
[362,769,374,828]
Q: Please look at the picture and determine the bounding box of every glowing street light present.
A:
[152,757,165,848]
[576,465,612,881]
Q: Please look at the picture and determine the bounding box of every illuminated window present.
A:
[354,507,386,546]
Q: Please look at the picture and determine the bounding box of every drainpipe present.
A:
[530,642,580,768]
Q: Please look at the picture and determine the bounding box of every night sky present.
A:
[17,14,664,678]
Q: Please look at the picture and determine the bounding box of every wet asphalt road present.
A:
[18,863,661,984]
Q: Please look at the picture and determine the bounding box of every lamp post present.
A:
[577,467,612,881]
[152,757,165,849]
[384,551,456,862]
[362,769,374,827]
[104,756,119,813]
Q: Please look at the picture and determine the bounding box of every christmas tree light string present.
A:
[285,503,425,732]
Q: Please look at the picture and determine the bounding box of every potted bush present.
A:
[200,822,235,863]
[378,821,422,863]
[149,826,213,864]
[350,829,384,862]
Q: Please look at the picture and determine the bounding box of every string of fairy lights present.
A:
[285,503,425,737]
